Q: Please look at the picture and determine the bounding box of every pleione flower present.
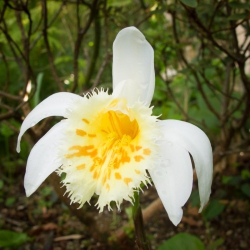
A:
[17,27,213,226]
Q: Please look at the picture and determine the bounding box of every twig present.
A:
[0,103,12,111]
[84,11,101,89]
[30,1,66,49]
[72,0,99,92]
[92,53,111,89]
[42,0,64,91]
[182,4,243,63]
[0,91,22,101]
[172,11,220,119]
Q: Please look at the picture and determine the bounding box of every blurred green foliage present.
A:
[158,233,205,250]
[0,230,32,248]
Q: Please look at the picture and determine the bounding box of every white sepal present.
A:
[24,120,68,196]
[17,92,82,152]
[149,142,193,225]
[158,120,213,212]
[112,26,155,106]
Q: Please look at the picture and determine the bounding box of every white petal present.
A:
[112,26,155,106]
[158,120,213,212]
[24,120,68,196]
[149,142,193,225]
[17,92,82,153]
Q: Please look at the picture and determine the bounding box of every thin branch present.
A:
[199,70,240,102]
[1,20,28,65]
[211,19,245,34]
[102,0,109,51]
[0,103,12,111]
[92,52,111,89]
[83,11,101,89]
[208,1,222,31]
[0,51,10,91]
[0,91,22,101]
[0,0,7,23]
[182,4,243,63]
[1,20,24,71]
[220,62,232,126]
[172,12,220,119]
[225,2,240,56]
[30,1,65,49]
[158,76,206,129]
[3,0,23,11]
[42,0,64,91]
[72,0,99,92]
[15,6,32,95]
[136,12,154,27]
[0,100,26,121]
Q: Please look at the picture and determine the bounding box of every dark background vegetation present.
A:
[0,0,249,249]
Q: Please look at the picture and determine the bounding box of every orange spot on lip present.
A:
[106,184,110,192]
[129,144,135,152]
[88,134,96,138]
[115,172,122,180]
[93,170,100,179]
[143,148,151,155]
[90,164,95,172]
[82,118,89,124]
[114,159,119,169]
[90,157,101,172]
[124,178,132,186]
[120,149,130,164]
[66,145,97,158]
[102,176,107,184]
[76,129,87,136]
[76,164,86,170]
[134,155,144,162]
[135,170,140,174]
[136,146,142,151]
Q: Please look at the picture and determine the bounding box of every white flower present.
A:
[17,27,213,226]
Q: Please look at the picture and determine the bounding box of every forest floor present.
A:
[1,155,250,250]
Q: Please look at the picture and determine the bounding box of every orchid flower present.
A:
[17,27,213,226]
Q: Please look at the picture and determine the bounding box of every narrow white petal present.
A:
[17,92,82,153]
[112,26,155,106]
[149,142,193,225]
[24,120,68,196]
[158,120,213,212]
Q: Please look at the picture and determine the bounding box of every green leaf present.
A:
[158,233,205,250]
[189,189,200,207]
[107,0,132,7]
[202,199,225,220]
[207,238,224,250]
[0,123,14,137]
[32,72,44,107]
[54,56,72,65]
[241,170,250,180]
[229,2,250,10]
[153,88,166,101]
[241,183,250,198]
[5,197,16,207]
[222,175,241,186]
[0,230,32,247]
[228,13,248,20]
[179,0,197,8]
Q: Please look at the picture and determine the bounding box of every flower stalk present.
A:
[132,192,151,250]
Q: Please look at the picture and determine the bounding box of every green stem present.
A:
[132,192,151,250]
